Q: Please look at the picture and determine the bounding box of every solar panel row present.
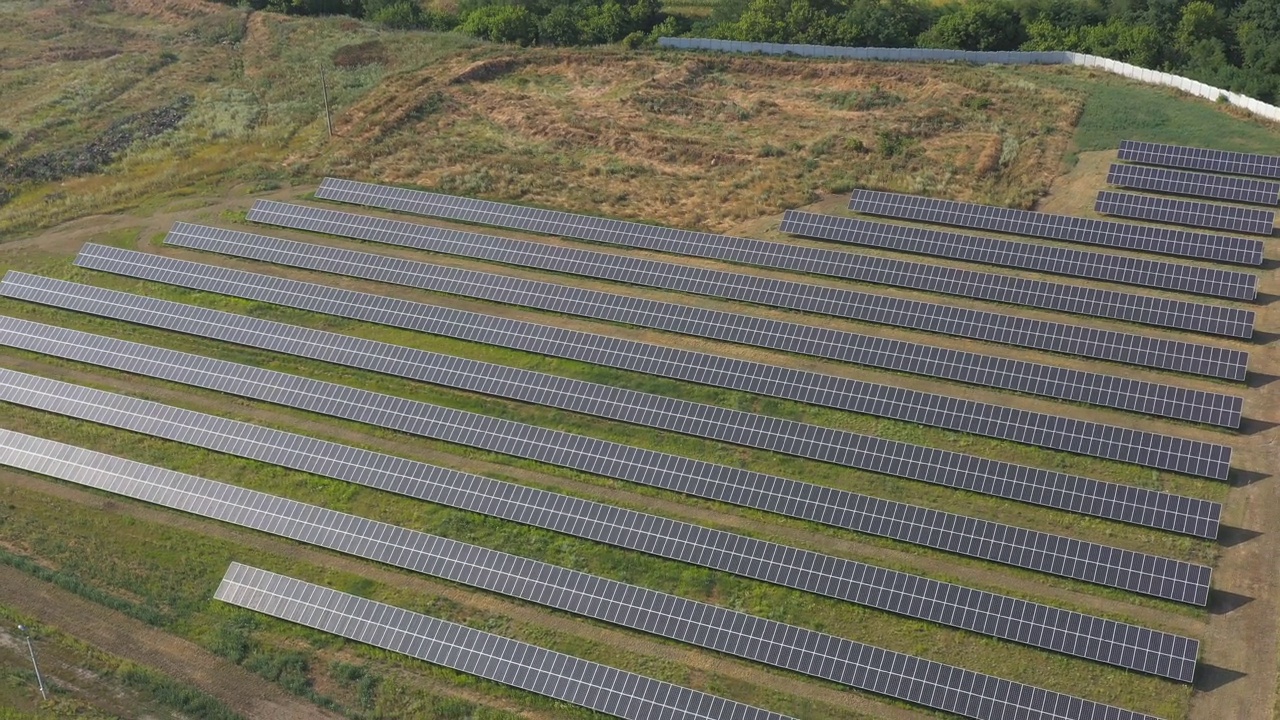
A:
[76,245,1250,457]
[849,189,1264,266]
[2,273,1233,484]
[1095,191,1276,236]
[254,195,1253,379]
[0,367,1198,679]
[781,209,1258,301]
[222,563,1172,717]
[216,564,791,720]
[1107,163,1280,207]
[261,189,1202,332]
[138,230,1246,424]
[0,430,1160,720]
[1119,140,1280,181]
[0,316,1218,598]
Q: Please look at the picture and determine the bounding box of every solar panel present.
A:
[0,316,1218,600]
[216,564,791,720]
[218,566,1163,720]
[0,431,1165,720]
[2,272,1233,484]
[72,243,1249,438]
[255,195,1255,373]
[153,228,1252,414]
[1119,140,1280,180]
[0,367,1199,679]
[781,209,1259,300]
[1107,163,1280,207]
[1096,191,1276,236]
[276,187,1217,332]
[850,189,1264,265]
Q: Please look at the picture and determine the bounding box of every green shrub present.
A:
[245,650,313,696]
[539,5,582,46]
[461,5,539,45]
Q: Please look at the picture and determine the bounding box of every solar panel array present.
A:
[292,185,1233,333]
[1119,140,1280,180]
[0,367,1199,679]
[849,189,1264,266]
[254,197,1256,374]
[0,430,1162,720]
[3,272,1233,483]
[82,240,1253,446]
[0,316,1218,600]
[1095,191,1276,236]
[153,228,1252,418]
[1107,163,1280,206]
[0,430,808,720]
[782,209,1258,300]
[217,566,1164,720]
[216,564,791,720]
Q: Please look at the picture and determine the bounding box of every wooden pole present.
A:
[321,67,333,138]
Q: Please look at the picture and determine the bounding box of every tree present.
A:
[840,0,934,47]
[1233,0,1280,74]
[363,0,427,27]
[1176,1,1226,51]
[460,4,539,44]
[579,0,630,43]
[919,1,1025,51]
[538,4,582,44]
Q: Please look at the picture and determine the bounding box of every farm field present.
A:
[2,2,1280,720]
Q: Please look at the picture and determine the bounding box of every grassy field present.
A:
[2,1,1280,719]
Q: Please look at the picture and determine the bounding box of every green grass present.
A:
[1029,70,1280,158]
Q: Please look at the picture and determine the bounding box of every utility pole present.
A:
[17,625,47,701]
[321,67,333,139]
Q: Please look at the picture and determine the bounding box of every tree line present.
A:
[224,0,1280,102]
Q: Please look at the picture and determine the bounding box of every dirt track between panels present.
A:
[0,561,343,720]
[1040,153,1280,720]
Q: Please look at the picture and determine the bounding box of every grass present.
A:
[1027,69,1280,162]
[0,604,242,720]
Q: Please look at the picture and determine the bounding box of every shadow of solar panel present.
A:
[1096,191,1276,236]
[0,368,1200,679]
[850,189,1264,266]
[215,564,791,720]
[139,231,1247,423]
[2,273,1234,484]
[1119,140,1280,181]
[251,195,1253,377]
[82,240,1245,429]
[0,431,1169,720]
[1107,163,1280,207]
[782,209,1259,301]
[0,316,1217,603]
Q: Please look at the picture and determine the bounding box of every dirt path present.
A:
[0,561,342,720]
[1037,152,1280,720]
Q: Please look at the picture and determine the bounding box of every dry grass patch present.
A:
[325,48,1081,231]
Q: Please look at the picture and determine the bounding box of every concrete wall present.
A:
[658,37,1280,123]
